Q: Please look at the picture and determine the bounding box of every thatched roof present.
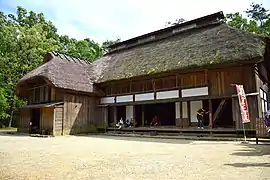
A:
[93,22,266,83]
[17,52,97,94]
[17,12,267,94]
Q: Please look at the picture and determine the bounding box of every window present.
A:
[28,86,51,104]
[260,88,268,113]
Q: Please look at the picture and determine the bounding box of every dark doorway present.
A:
[108,106,114,127]
[212,98,233,128]
[144,102,175,126]
[202,100,210,126]
[30,108,41,133]
[135,105,142,127]
[116,106,126,122]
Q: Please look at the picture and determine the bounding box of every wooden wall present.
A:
[179,71,206,89]
[232,95,258,130]
[55,90,101,135]
[100,65,256,98]
[54,106,63,136]
[18,108,30,133]
[40,107,53,134]
[208,66,256,97]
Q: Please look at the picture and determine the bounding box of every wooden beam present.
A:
[51,87,55,101]
[28,84,49,90]
[204,70,208,85]
[231,92,259,97]
[208,99,213,129]
[152,78,156,99]
[176,74,178,87]
[213,99,227,124]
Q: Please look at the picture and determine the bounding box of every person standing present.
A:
[197,108,208,129]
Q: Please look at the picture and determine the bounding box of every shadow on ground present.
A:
[77,134,194,145]
[231,143,270,157]
[225,162,270,168]
[0,131,30,137]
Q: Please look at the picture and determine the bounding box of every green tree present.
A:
[0,7,59,126]
[226,3,270,37]
[0,74,9,121]
[101,39,121,53]
[0,6,118,126]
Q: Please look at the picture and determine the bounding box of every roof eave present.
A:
[95,56,263,84]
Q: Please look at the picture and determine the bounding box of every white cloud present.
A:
[3,0,270,43]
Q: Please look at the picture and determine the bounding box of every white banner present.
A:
[236,85,250,124]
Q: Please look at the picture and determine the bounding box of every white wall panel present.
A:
[135,93,154,101]
[182,87,208,98]
[126,106,133,120]
[182,101,188,118]
[156,90,179,100]
[190,101,202,122]
[100,97,115,104]
[175,102,180,119]
[116,95,133,103]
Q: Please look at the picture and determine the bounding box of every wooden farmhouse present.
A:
[16,12,270,136]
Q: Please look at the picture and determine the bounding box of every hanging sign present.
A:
[235,85,251,123]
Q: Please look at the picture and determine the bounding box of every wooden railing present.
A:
[256,118,270,144]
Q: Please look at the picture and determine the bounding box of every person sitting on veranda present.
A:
[125,118,133,127]
[197,108,208,129]
[150,116,159,127]
[116,117,124,129]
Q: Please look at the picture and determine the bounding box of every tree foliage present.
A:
[0,6,119,126]
[101,38,121,53]
[226,3,270,37]
[165,3,270,37]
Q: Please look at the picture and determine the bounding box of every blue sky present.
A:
[1,0,270,43]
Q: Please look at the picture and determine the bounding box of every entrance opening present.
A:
[144,102,176,126]
[135,105,142,127]
[116,105,126,122]
[212,98,233,128]
[108,106,114,127]
[30,108,41,134]
[202,100,209,126]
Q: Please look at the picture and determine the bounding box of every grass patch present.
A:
[0,127,17,131]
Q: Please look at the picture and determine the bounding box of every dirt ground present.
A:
[0,133,269,180]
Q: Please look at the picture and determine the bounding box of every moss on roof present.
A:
[93,23,266,83]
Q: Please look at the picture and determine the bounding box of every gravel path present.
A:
[0,134,269,180]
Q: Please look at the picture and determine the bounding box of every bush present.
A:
[0,121,6,128]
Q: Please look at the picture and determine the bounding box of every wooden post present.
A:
[152,78,156,100]
[142,105,145,127]
[187,101,191,126]
[51,87,55,101]
[179,101,183,128]
[53,108,56,136]
[133,105,136,127]
[113,106,117,125]
[208,99,213,129]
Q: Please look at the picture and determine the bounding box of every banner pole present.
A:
[241,118,247,142]
[232,84,250,143]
